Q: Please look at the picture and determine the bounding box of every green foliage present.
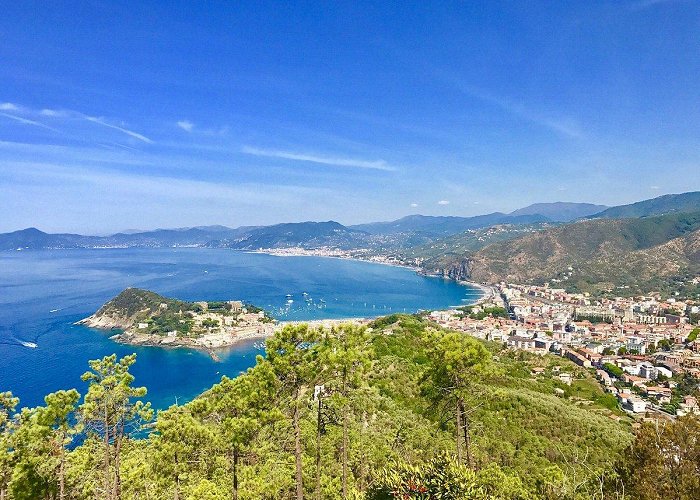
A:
[459,306,509,320]
[458,210,700,295]
[80,353,153,498]
[603,362,623,378]
[369,453,531,500]
[148,312,193,335]
[573,314,613,324]
[687,327,700,342]
[0,392,20,499]
[0,316,640,499]
[613,415,700,499]
[201,318,219,329]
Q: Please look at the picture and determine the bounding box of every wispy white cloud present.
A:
[428,66,583,139]
[0,102,153,144]
[629,0,681,11]
[177,120,194,132]
[241,146,396,171]
[410,202,419,207]
[437,200,450,205]
[40,108,67,117]
[83,116,153,144]
[0,111,61,133]
[461,86,583,138]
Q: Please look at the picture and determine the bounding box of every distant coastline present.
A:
[246,247,488,304]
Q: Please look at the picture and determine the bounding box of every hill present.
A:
[78,288,195,330]
[0,227,98,250]
[400,223,555,262]
[426,211,700,294]
[590,191,700,219]
[228,220,369,250]
[510,202,608,222]
[351,213,550,237]
[0,226,252,250]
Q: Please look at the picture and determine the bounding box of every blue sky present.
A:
[1,0,699,233]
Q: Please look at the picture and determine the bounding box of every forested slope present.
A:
[0,315,638,499]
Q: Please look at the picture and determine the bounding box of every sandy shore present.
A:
[248,248,488,303]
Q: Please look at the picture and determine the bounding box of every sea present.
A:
[0,248,481,411]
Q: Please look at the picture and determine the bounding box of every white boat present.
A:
[21,341,37,348]
[49,309,60,313]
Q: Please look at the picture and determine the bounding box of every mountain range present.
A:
[2,201,605,251]
[4,192,700,295]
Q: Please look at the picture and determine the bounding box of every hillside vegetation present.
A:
[427,211,700,295]
[510,202,608,222]
[0,315,635,499]
[590,191,700,219]
[402,223,555,262]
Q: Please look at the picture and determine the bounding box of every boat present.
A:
[20,341,37,348]
[49,309,60,313]
[287,299,294,304]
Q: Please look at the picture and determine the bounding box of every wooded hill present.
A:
[425,211,700,295]
[0,315,640,499]
[470,211,700,293]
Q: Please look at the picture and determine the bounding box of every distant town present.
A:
[428,282,700,420]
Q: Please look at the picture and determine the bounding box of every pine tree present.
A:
[206,360,282,500]
[80,354,153,500]
[266,325,322,500]
[38,389,81,500]
[423,331,490,468]
[322,324,372,498]
[0,392,19,500]
[152,405,215,500]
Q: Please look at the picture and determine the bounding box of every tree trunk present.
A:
[174,452,180,500]
[293,392,304,500]
[342,368,348,500]
[455,398,463,464]
[459,399,473,470]
[315,397,322,500]
[59,443,66,500]
[113,434,122,500]
[232,446,239,500]
[103,412,111,500]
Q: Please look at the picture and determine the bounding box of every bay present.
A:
[0,248,481,410]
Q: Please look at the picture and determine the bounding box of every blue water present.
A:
[0,248,480,410]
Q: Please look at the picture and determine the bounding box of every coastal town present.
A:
[78,288,368,359]
[429,282,700,420]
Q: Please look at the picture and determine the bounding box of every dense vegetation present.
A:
[432,211,700,295]
[89,288,272,336]
[457,305,509,320]
[4,314,685,499]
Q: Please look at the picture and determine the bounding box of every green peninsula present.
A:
[78,288,275,350]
